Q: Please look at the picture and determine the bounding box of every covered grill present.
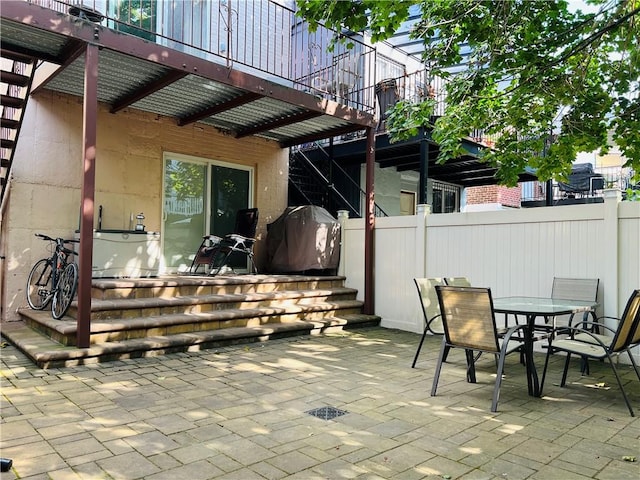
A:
[266,206,341,274]
[558,163,605,195]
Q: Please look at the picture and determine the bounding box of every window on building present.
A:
[432,181,459,213]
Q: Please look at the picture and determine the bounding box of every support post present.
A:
[418,138,429,204]
[77,43,99,348]
[602,189,621,327]
[415,204,430,278]
[545,179,553,206]
[337,210,348,277]
[364,127,375,314]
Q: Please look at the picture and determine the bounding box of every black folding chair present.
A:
[189,208,258,275]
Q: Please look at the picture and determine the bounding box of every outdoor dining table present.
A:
[492,296,598,398]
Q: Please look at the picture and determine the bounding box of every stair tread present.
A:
[91,273,346,289]
[25,299,365,335]
[90,287,359,311]
[1,315,381,368]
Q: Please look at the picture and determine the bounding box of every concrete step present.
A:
[21,299,366,346]
[5,274,377,368]
[75,287,359,320]
[90,274,348,300]
[1,314,381,368]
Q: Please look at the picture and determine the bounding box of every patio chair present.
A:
[432,285,527,412]
[530,277,600,338]
[444,277,471,287]
[411,278,446,368]
[540,289,640,417]
[189,208,259,275]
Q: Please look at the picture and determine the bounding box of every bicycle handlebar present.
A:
[35,233,79,244]
[35,233,79,256]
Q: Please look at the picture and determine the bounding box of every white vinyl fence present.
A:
[338,190,640,361]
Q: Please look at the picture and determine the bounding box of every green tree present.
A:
[296,0,640,186]
[116,0,156,42]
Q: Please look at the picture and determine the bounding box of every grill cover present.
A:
[558,163,605,193]
[266,206,341,273]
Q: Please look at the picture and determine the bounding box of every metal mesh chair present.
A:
[444,277,471,287]
[550,277,599,328]
[541,289,640,416]
[432,286,527,412]
[411,278,446,368]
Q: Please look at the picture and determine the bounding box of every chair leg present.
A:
[627,349,640,382]
[491,351,509,413]
[540,344,554,395]
[465,349,477,383]
[442,345,451,362]
[209,248,233,276]
[580,356,590,375]
[589,311,600,334]
[430,339,448,396]
[604,352,635,417]
[560,353,572,387]
[248,253,257,274]
[411,327,429,368]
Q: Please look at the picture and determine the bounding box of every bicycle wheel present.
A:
[52,262,79,319]
[26,258,54,310]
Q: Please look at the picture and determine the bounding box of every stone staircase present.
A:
[2,274,380,368]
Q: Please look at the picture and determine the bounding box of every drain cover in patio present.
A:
[306,406,348,420]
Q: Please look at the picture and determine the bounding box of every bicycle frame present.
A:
[27,234,78,315]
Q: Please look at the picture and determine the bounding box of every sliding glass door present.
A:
[162,153,253,273]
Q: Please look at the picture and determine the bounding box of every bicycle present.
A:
[26,234,79,319]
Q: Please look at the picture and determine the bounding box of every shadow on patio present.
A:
[1,328,638,479]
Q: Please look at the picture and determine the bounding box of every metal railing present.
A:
[27,0,377,112]
[521,167,637,204]
[290,143,388,218]
[347,69,497,147]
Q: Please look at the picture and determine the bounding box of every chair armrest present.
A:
[426,314,444,335]
[501,324,528,342]
[499,324,528,356]
[204,235,223,244]
[562,320,617,337]
[224,233,254,242]
[221,234,256,251]
[548,325,610,349]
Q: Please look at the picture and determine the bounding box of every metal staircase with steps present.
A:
[2,274,380,368]
[289,144,388,218]
[1,49,36,210]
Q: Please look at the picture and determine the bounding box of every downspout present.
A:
[77,43,99,348]
[364,126,375,314]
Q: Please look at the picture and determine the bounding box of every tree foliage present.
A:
[296,0,640,186]
[116,0,156,41]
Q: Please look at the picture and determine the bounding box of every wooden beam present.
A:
[364,127,375,315]
[76,43,99,349]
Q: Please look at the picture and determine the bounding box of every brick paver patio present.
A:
[1,327,639,479]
